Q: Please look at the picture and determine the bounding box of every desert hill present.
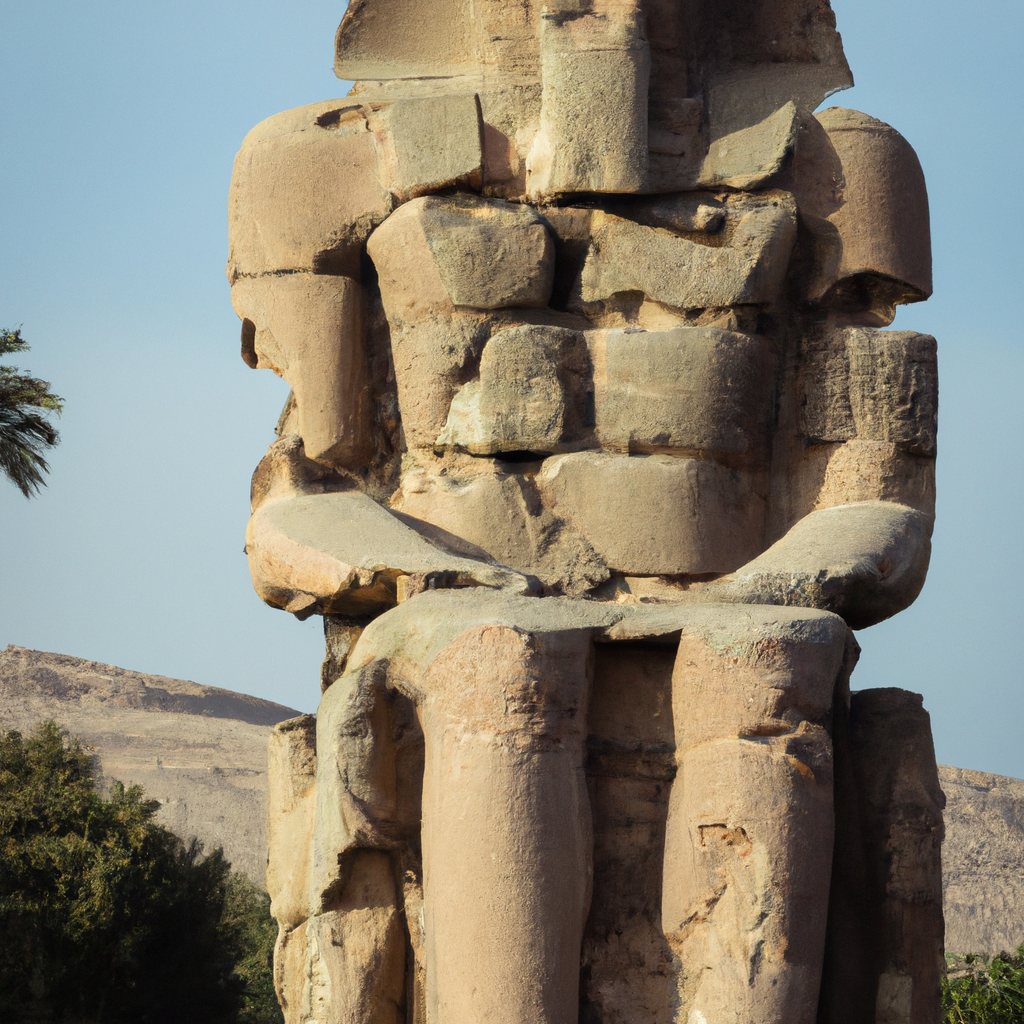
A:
[1,644,1021,954]
[0,644,301,883]
[939,764,1024,954]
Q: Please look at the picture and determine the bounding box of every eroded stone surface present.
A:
[227,2,942,1021]
[228,103,392,280]
[703,501,933,630]
[267,716,317,931]
[526,5,650,198]
[589,326,776,458]
[436,324,589,455]
[371,92,483,200]
[391,459,608,595]
[246,489,532,616]
[577,193,798,312]
[537,451,767,576]
[662,609,848,1024]
[842,689,946,1024]
[814,109,932,313]
[800,327,938,457]
[231,274,371,467]
[699,99,800,190]
[582,643,677,1024]
[385,315,490,450]
[369,195,555,316]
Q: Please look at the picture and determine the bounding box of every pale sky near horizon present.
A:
[2,2,1022,778]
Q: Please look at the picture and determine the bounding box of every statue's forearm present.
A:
[701,501,932,629]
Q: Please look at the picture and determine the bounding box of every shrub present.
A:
[944,946,1024,1024]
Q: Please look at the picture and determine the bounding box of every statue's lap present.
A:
[304,591,849,1023]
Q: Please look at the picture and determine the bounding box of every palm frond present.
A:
[0,329,63,497]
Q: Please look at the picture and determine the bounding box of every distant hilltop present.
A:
[940,764,1024,955]
[0,644,302,884]
[1,643,1021,954]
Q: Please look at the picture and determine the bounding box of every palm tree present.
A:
[0,328,63,497]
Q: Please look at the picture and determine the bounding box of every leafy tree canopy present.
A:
[0,328,64,497]
[0,721,280,1024]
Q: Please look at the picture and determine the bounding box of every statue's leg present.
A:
[418,623,593,1024]
[266,715,318,1024]
[267,666,415,1024]
[661,606,849,1024]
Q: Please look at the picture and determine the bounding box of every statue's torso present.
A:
[372,191,792,590]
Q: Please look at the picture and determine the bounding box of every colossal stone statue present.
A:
[229,3,945,1022]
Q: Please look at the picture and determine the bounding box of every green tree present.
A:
[944,947,1024,1024]
[0,721,282,1024]
[221,873,281,1024]
[0,328,64,497]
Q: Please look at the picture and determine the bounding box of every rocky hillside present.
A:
[0,644,301,883]
[940,764,1024,954]
[2,644,1021,953]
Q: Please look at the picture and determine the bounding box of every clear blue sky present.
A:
[2,2,1022,777]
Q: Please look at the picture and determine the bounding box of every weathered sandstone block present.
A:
[266,717,317,1023]
[370,92,482,200]
[537,451,767,575]
[818,689,945,1024]
[421,197,553,309]
[267,716,318,931]
[419,624,593,1024]
[707,501,933,630]
[369,195,555,318]
[391,460,608,594]
[394,464,546,566]
[228,94,483,282]
[699,100,801,191]
[228,103,392,279]
[246,490,530,616]
[334,0,534,81]
[663,608,848,1024]
[581,643,677,1024]
[813,441,937,517]
[302,851,406,1024]
[588,326,775,459]
[384,314,490,450]
[578,193,797,311]
[526,5,649,198]
[231,274,371,467]
[801,328,938,456]
[437,324,589,455]
[815,109,932,310]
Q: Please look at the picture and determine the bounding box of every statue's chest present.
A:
[436,322,777,463]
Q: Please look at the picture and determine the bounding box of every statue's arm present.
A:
[244,436,535,620]
[226,94,484,470]
[698,110,938,630]
[704,500,931,629]
[716,322,938,628]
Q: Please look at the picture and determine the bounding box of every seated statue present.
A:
[229,2,945,1022]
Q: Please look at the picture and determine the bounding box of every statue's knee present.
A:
[422,623,591,743]
[671,606,849,740]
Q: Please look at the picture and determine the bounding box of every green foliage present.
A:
[0,328,64,497]
[220,873,280,1024]
[0,721,282,1024]
[944,946,1024,1024]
